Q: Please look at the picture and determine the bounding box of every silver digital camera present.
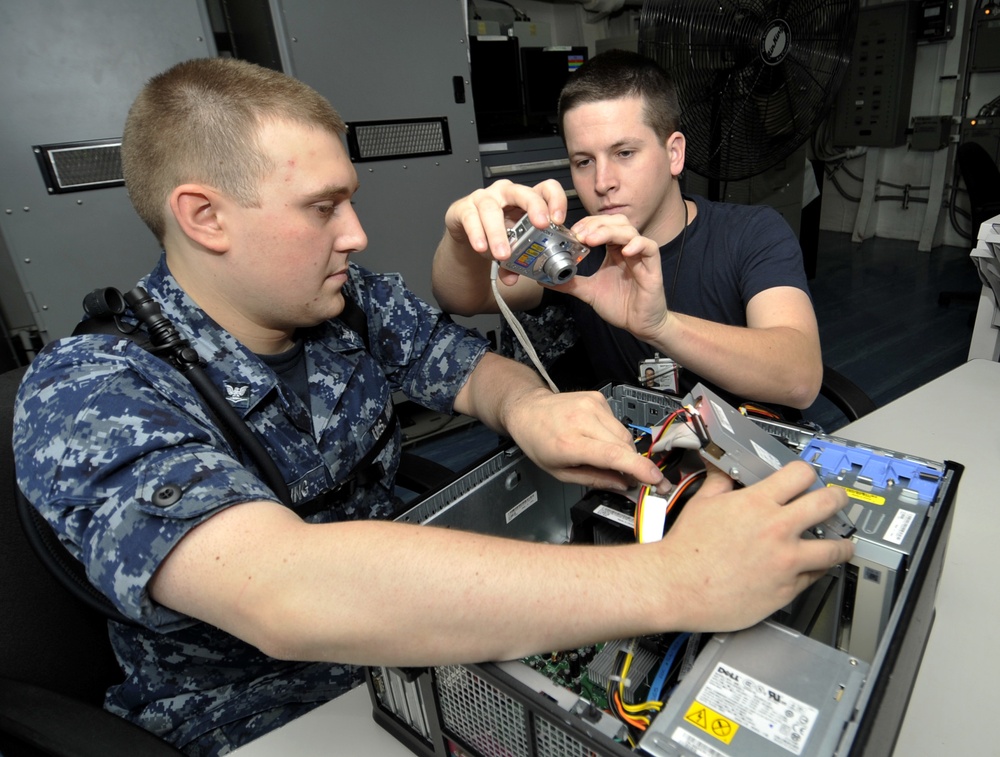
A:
[500,213,590,285]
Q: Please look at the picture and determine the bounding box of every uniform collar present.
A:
[139,255,364,435]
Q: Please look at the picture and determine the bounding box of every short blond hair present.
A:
[122,57,347,244]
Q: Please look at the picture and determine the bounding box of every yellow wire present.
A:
[617,653,654,719]
[616,649,665,718]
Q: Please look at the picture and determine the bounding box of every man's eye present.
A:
[314,204,335,216]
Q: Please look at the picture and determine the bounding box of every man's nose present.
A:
[594,160,617,195]
[339,204,368,254]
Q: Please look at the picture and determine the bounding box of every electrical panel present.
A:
[0,1,215,347]
[917,0,957,43]
[910,115,953,150]
[971,5,1000,72]
[832,2,919,148]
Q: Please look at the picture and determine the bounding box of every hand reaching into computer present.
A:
[653,461,854,633]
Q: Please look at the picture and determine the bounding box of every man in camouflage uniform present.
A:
[13,58,853,755]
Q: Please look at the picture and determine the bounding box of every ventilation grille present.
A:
[434,664,604,757]
[346,117,451,162]
[534,716,602,757]
[436,664,531,756]
[34,139,123,193]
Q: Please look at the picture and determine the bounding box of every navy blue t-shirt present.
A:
[541,194,810,407]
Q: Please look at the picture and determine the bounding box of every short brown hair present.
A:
[558,49,680,142]
[122,57,347,244]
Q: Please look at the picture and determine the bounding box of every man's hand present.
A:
[444,179,567,270]
[655,461,855,632]
[456,353,665,491]
[557,214,671,341]
[433,180,570,315]
[502,386,666,493]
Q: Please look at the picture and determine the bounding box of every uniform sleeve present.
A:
[347,268,490,413]
[13,336,278,630]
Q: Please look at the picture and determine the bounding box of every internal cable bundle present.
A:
[605,635,694,746]
[633,406,706,544]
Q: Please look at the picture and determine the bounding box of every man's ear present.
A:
[666,131,686,178]
[169,184,229,253]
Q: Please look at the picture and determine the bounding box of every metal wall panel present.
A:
[0,0,215,343]
[265,0,488,312]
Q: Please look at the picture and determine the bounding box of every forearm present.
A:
[154,505,674,666]
[452,351,548,433]
[431,230,500,315]
[295,521,674,665]
[651,312,822,408]
[152,465,855,668]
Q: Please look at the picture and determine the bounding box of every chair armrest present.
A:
[820,365,878,422]
[0,677,183,756]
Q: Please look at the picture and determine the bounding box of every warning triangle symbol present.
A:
[686,708,708,728]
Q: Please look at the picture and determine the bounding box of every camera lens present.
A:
[541,251,576,284]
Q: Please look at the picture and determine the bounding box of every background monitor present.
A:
[469,36,526,141]
[520,46,588,135]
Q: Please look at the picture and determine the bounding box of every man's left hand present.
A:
[556,214,670,342]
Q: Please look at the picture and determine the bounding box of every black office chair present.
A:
[818,363,877,423]
[0,359,456,756]
[0,366,183,757]
[939,141,1000,311]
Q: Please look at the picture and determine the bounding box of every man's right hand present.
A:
[432,179,568,314]
[653,461,855,633]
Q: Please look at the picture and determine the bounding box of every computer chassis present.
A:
[365,384,962,757]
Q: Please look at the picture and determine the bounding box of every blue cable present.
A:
[648,632,690,703]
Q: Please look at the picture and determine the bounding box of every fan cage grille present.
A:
[639,0,859,181]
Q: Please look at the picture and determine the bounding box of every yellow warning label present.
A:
[826,482,885,505]
[684,701,738,745]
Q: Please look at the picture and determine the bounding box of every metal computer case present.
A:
[365,385,961,757]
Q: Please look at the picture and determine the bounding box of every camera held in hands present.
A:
[500,213,590,285]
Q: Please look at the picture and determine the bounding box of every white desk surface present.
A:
[233,359,1000,756]
[838,358,999,756]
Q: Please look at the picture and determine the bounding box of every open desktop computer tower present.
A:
[365,384,961,757]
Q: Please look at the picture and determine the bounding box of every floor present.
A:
[802,230,981,431]
[408,229,985,476]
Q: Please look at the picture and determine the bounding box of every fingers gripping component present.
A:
[682,383,856,540]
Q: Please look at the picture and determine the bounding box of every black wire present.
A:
[836,161,864,184]
[877,178,929,192]
[668,199,689,306]
[123,287,293,506]
[475,0,528,20]
[824,164,862,203]
[183,366,292,506]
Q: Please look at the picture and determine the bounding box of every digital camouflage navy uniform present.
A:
[13,254,489,755]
